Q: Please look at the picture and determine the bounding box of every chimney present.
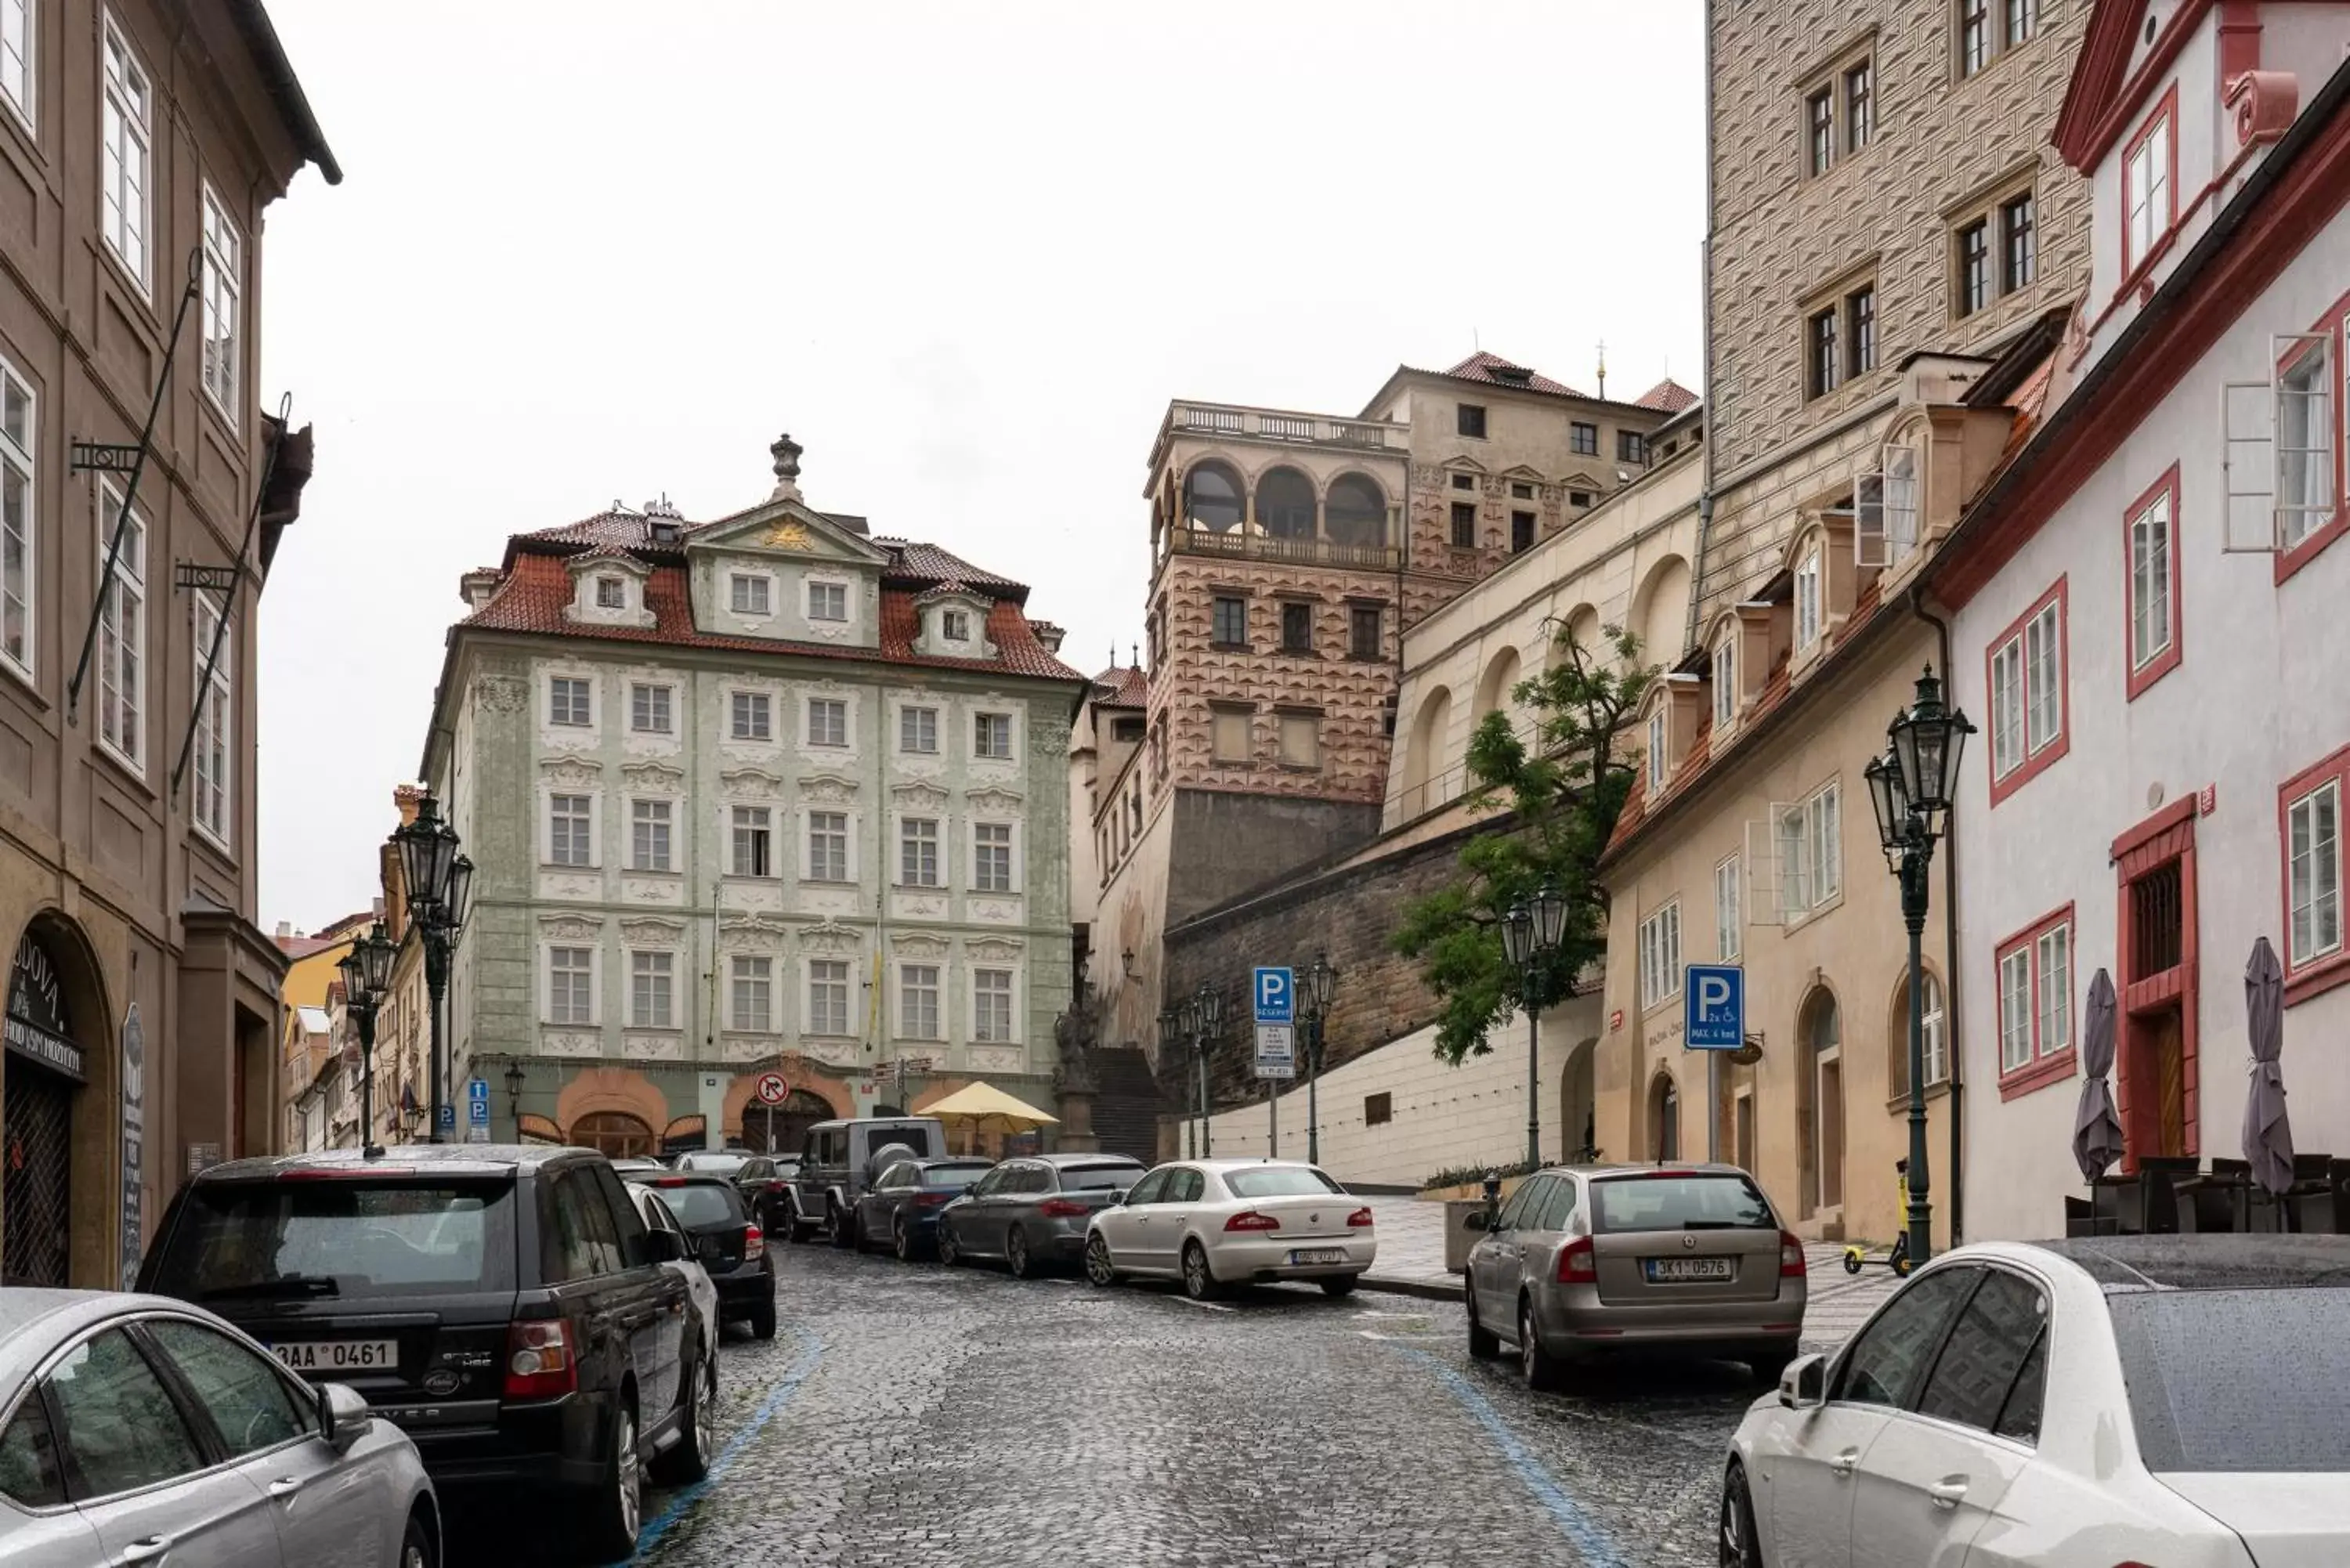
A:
[394,783,426,826]
[275,920,293,939]
[1031,620,1066,654]
[459,568,501,611]
[769,432,804,504]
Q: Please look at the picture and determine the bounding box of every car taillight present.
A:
[1557,1236,1597,1284]
[913,1191,951,1207]
[1038,1198,1088,1219]
[1780,1230,1806,1278]
[1224,1211,1281,1232]
[1346,1207,1374,1228]
[653,1176,687,1187]
[504,1320,576,1400]
[743,1223,765,1261]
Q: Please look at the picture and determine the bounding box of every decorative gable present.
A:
[913,583,999,660]
[564,549,656,630]
[687,496,887,649]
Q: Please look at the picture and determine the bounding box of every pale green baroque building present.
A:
[418,438,1083,1152]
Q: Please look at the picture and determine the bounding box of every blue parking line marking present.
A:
[620,1329,826,1563]
[1390,1346,1629,1568]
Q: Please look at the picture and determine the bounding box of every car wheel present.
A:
[1318,1275,1358,1299]
[653,1347,715,1484]
[827,1201,856,1250]
[892,1213,916,1262]
[576,1393,642,1561]
[400,1509,436,1568]
[1083,1232,1119,1288]
[1719,1461,1763,1568]
[938,1218,964,1267]
[786,1201,812,1244]
[1181,1241,1220,1301]
[1749,1349,1796,1389]
[750,1296,777,1341]
[1006,1225,1034,1280]
[1520,1297,1564,1392]
[1466,1289,1500,1358]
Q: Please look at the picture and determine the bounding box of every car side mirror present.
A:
[640,1229,684,1264]
[1109,1189,1130,1205]
[963,1183,978,1195]
[1462,1210,1490,1231]
[1778,1353,1828,1411]
[320,1382,372,1450]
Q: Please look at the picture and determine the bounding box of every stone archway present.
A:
[1558,1038,1599,1162]
[721,1057,852,1150]
[554,1067,668,1147]
[1647,1068,1681,1162]
[1,912,114,1289]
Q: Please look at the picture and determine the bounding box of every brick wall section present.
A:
[1157,821,1491,1111]
[1698,0,2093,624]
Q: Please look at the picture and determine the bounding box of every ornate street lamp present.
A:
[1190,983,1223,1158]
[1865,666,1977,1269]
[1299,952,1337,1165]
[394,796,472,1143]
[336,919,396,1158]
[1499,883,1565,1168]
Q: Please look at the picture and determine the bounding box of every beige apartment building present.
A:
[0,0,334,1286]
[1092,354,1690,1062]
[1593,0,2092,1248]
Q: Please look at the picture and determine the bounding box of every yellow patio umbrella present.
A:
[922,1082,1060,1154]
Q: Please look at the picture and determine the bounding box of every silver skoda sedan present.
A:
[0,1288,439,1567]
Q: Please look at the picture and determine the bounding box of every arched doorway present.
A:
[568,1111,655,1159]
[1799,988,1845,1215]
[1648,1071,1680,1162]
[1559,1039,1597,1162]
[2,930,86,1287]
[743,1089,832,1157]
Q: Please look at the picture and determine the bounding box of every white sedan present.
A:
[1083,1158,1376,1300]
[1719,1235,2350,1568]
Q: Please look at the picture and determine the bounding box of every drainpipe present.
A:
[1909,586,1964,1247]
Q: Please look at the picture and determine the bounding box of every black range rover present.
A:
[139,1144,717,1564]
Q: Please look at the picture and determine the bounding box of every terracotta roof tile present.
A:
[1426,351,1589,399]
[1632,378,1701,413]
[873,540,1026,600]
[1091,665,1149,708]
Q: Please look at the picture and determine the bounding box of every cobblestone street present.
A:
[446,1233,1890,1568]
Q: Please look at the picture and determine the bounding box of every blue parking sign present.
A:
[1253,966,1293,1025]
[1684,965,1745,1050]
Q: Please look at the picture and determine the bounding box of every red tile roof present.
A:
[1632,378,1701,414]
[1091,665,1149,708]
[1430,351,1588,399]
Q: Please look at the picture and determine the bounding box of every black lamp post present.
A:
[1159,1006,1188,1156]
[1499,883,1567,1169]
[1188,983,1222,1158]
[335,920,396,1158]
[1298,953,1336,1165]
[394,795,473,1143]
[504,1060,526,1139]
[1864,665,1976,1269]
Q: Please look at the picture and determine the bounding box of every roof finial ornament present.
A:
[769,432,804,503]
[1596,339,1607,401]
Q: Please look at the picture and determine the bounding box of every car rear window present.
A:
[1059,1164,1144,1191]
[676,1152,750,1176]
[150,1179,516,1299]
[1590,1174,1774,1234]
[638,1181,740,1228]
[1224,1167,1344,1199]
[922,1163,993,1187]
[2108,1287,2350,1472]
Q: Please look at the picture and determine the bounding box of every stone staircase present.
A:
[1086,1046,1165,1167]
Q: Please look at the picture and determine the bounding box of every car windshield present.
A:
[676,1152,751,1176]
[1591,1174,1774,1233]
[1224,1168,1344,1199]
[921,1164,993,1187]
[150,1179,516,1299]
[2108,1287,2350,1472]
[635,1180,739,1228]
[1059,1165,1144,1191]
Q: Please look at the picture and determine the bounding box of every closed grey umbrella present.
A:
[2243,936,2294,1198]
[2072,967,2125,1183]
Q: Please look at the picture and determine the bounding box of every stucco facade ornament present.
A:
[620,878,686,906]
[721,767,788,798]
[622,760,686,793]
[894,894,947,920]
[969,897,1021,923]
[797,920,863,956]
[539,1030,605,1059]
[967,938,1024,963]
[474,674,529,716]
[537,873,600,901]
[622,1032,685,1061]
[718,915,792,950]
[538,914,604,943]
[890,931,951,959]
[1032,714,1071,751]
[799,773,859,805]
[889,781,951,811]
[801,1039,859,1067]
[966,788,1024,815]
[721,1035,773,1063]
[968,1046,1025,1075]
[619,917,689,946]
[539,756,604,791]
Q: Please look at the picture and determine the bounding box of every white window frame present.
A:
[805,809,849,882]
[2128,486,2174,672]
[1711,639,1736,730]
[900,704,939,754]
[99,14,150,289]
[1999,916,2073,1073]
[1990,595,2063,780]
[1775,782,1842,921]
[972,710,1013,761]
[2124,106,2172,275]
[629,950,676,1029]
[728,955,774,1034]
[899,963,941,1040]
[547,945,597,1026]
[940,609,971,643]
[806,959,851,1037]
[973,968,1015,1043]
[728,571,772,616]
[629,797,673,873]
[548,674,592,728]
[2277,339,2335,550]
[973,820,1014,894]
[1714,854,1741,962]
[806,696,848,748]
[547,791,595,868]
[199,186,243,424]
[730,804,774,879]
[807,579,848,623]
[1,0,31,132]
[1,356,34,684]
[729,689,772,742]
[1638,901,1683,1012]
[95,479,146,771]
[593,575,625,610]
[629,681,672,735]
[1795,544,1823,651]
[1646,707,1668,791]
[2288,779,2343,970]
[190,591,232,851]
[900,817,941,888]
[1918,970,1949,1088]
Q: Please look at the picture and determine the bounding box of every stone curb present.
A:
[1357,1274,1465,1302]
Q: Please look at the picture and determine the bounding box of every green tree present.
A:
[1392,620,1654,1063]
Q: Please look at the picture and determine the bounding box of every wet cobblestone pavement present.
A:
[450,1241,1806,1568]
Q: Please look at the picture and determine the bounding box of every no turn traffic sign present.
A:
[754,1072,789,1106]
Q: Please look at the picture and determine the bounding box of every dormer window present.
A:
[2124,92,2175,276]
[595,576,624,610]
[942,610,970,641]
[649,519,682,547]
[1860,433,1925,568]
[1795,543,1824,650]
[1712,638,1737,729]
[1647,707,1668,791]
[729,573,771,616]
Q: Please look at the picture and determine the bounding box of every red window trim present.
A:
[1996,901,2078,1100]
[2118,85,2180,293]
[2275,288,2350,586]
[2278,741,2350,1008]
[2123,464,2183,700]
[1985,576,2070,807]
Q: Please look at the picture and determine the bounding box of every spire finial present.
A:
[769,432,804,502]
[1596,339,1607,401]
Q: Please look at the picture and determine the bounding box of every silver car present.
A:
[0,1288,437,1567]
[1463,1162,1806,1389]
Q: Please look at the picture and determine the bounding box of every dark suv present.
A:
[622,1170,777,1339]
[674,1149,795,1233]
[139,1144,715,1565]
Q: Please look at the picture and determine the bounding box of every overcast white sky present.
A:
[255,0,1706,932]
